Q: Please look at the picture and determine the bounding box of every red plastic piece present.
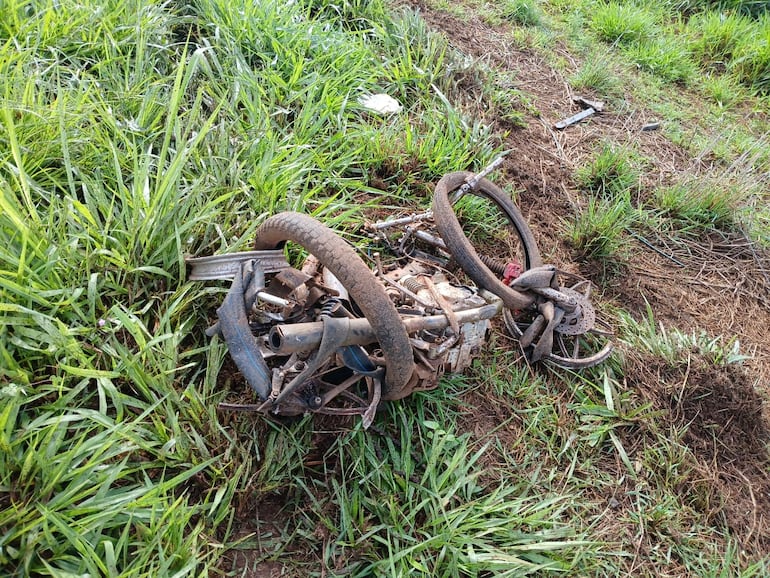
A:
[502,261,523,285]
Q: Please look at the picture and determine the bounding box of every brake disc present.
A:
[554,287,595,335]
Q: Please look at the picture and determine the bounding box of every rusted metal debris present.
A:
[554,95,606,130]
[554,108,596,129]
[572,95,605,112]
[187,157,614,427]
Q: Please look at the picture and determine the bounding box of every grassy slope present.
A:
[0,0,768,576]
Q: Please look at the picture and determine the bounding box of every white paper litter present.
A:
[358,93,402,115]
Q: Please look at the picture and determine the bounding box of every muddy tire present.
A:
[432,171,542,310]
[254,212,415,400]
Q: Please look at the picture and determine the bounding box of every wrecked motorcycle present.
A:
[187,162,613,426]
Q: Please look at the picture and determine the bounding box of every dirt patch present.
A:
[624,352,770,553]
[221,417,356,577]
[613,230,770,391]
[411,1,697,177]
[221,493,297,577]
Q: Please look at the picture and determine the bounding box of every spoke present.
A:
[556,335,566,357]
[571,279,591,298]
[319,373,365,407]
[588,327,614,337]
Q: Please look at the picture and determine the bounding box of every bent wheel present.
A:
[503,274,614,369]
[254,212,415,400]
[432,171,542,310]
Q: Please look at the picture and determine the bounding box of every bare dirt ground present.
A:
[407,0,770,560]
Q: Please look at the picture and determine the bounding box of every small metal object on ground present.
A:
[554,107,596,130]
[555,95,605,130]
[572,96,605,112]
[641,122,660,131]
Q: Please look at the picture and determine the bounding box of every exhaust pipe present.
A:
[268,303,502,355]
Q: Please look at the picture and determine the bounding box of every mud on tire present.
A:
[254,212,416,400]
[432,171,542,310]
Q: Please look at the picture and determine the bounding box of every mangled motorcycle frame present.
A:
[188,161,613,427]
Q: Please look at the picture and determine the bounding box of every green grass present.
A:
[627,36,697,83]
[652,179,743,231]
[688,11,753,69]
[619,305,750,366]
[567,196,636,261]
[2,0,770,576]
[482,69,540,126]
[701,73,748,107]
[590,2,657,46]
[730,16,770,94]
[674,0,770,18]
[585,1,770,92]
[501,0,544,27]
[313,411,586,576]
[569,53,624,99]
[576,142,641,199]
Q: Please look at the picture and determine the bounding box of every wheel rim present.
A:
[503,274,614,369]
